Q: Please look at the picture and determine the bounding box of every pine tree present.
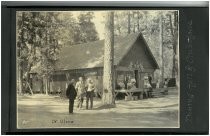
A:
[102,11,115,106]
[171,11,179,86]
[78,12,99,43]
[17,12,62,94]
[159,15,164,82]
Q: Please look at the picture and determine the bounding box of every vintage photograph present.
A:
[16,10,179,128]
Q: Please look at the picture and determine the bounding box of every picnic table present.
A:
[114,87,169,100]
[114,88,144,99]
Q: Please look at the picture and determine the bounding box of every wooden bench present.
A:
[115,88,143,100]
[151,88,168,98]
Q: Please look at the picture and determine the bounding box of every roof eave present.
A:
[116,33,141,66]
[139,33,160,69]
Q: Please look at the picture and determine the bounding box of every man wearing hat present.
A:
[86,78,95,109]
[66,79,77,114]
[75,77,86,109]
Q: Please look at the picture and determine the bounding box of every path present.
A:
[17,90,179,128]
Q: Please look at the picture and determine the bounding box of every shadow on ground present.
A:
[17,92,179,128]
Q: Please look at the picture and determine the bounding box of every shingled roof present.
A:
[55,33,159,70]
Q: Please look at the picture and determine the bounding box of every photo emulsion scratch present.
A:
[16,10,179,128]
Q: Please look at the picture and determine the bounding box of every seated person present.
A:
[116,81,125,90]
[144,76,151,88]
[144,76,152,98]
[57,87,62,95]
[156,79,160,88]
[127,79,137,90]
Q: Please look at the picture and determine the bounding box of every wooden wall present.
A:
[118,38,157,70]
[50,67,104,94]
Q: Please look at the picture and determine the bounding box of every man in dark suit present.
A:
[66,79,77,114]
[148,74,152,87]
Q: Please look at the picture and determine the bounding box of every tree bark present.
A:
[43,77,49,95]
[159,15,164,82]
[137,11,140,32]
[132,12,136,33]
[169,15,174,37]
[26,81,33,95]
[25,63,34,95]
[170,12,178,81]
[115,14,121,36]
[17,43,23,95]
[172,11,179,87]
[127,11,131,34]
[17,12,24,95]
[102,11,115,106]
[17,57,23,95]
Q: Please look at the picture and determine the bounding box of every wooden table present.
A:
[114,88,144,98]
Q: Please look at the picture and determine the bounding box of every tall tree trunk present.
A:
[159,15,164,82]
[169,15,174,37]
[17,43,23,94]
[27,81,33,95]
[25,72,33,95]
[25,62,34,95]
[102,11,115,106]
[44,77,49,95]
[17,12,24,95]
[137,11,140,32]
[46,79,48,95]
[17,57,23,95]
[115,14,121,36]
[132,12,136,33]
[133,23,136,33]
[170,12,178,83]
[172,11,179,86]
[127,11,131,34]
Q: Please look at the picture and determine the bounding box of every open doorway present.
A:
[134,70,139,88]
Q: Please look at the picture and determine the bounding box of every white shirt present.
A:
[75,81,85,94]
[87,83,95,92]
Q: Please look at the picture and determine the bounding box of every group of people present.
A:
[144,75,171,98]
[144,74,170,89]
[65,77,95,114]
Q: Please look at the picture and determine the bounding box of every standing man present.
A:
[148,74,153,87]
[124,75,129,89]
[147,74,153,98]
[163,78,169,88]
[144,75,152,98]
[66,79,77,114]
[75,77,86,110]
[86,78,95,110]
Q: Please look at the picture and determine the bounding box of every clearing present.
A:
[17,90,179,128]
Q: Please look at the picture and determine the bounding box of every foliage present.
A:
[17,12,61,78]
[17,11,99,93]
[78,12,99,43]
[113,11,178,79]
[17,10,178,93]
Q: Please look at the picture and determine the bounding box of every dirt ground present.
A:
[17,90,179,128]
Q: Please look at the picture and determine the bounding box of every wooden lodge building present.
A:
[30,33,159,94]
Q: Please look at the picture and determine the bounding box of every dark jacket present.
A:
[66,83,77,100]
[148,76,152,85]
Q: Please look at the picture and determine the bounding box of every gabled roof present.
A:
[55,33,159,70]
